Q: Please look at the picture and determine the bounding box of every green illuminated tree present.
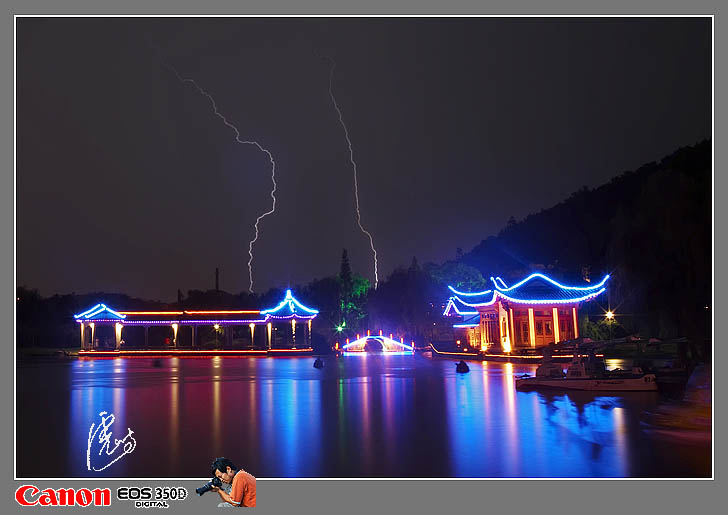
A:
[338,248,370,333]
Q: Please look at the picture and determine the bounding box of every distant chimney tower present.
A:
[215,268,219,291]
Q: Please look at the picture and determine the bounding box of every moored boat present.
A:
[516,351,657,391]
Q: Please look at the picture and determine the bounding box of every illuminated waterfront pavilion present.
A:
[73,289,318,353]
[443,273,610,352]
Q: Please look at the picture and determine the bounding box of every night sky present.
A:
[17,18,710,300]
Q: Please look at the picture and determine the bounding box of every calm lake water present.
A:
[17,355,710,478]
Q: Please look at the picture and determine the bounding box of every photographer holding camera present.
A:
[203,457,256,507]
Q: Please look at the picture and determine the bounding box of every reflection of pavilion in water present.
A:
[74,289,318,355]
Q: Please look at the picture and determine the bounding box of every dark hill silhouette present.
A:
[458,140,710,347]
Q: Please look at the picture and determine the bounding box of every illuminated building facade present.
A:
[74,289,318,354]
[443,273,609,352]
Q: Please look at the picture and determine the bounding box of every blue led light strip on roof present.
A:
[442,298,478,316]
[494,277,509,289]
[447,285,493,296]
[495,288,606,305]
[74,304,103,319]
[456,293,499,308]
[491,273,610,292]
[73,304,126,320]
[455,288,606,307]
[449,272,609,298]
[260,289,319,315]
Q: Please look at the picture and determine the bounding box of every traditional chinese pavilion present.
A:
[74,289,318,356]
[443,273,609,352]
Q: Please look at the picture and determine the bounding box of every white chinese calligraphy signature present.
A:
[86,411,137,472]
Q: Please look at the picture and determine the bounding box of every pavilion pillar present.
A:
[172,323,178,348]
[479,317,487,351]
[499,305,511,353]
[308,320,312,348]
[508,308,515,351]
[572,307,579,339]
[552,308,560,344]
[267,322,272,349]
[191,325,197,348]
[527,309,536,348]
[115,323,123,349]
[291,319,296,349]
[249,324,255,348]
[80,323,85,350]
[90,323,96,349]
[480,315,487,350]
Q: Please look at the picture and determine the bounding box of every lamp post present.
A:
[605,311,614,341]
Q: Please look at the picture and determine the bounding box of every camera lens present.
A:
[196,475,224,496]
[195,480,215,496]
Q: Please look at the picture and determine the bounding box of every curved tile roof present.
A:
[73,304,126,321]
[446,285,494,306]
[453,313,480,328]
[260,289,319,319]
[442,296,479,316]
[72,290,320,324]
[447,273,609,306]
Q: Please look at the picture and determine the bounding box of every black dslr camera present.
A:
[196,476,222,496]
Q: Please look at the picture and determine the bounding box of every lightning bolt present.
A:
[325,57,379,288]
[162,62,276,293]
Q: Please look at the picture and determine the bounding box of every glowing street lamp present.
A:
[213,324,221,347]
[605,311,615,342]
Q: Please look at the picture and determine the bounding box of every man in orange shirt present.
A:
[210,457,256,507]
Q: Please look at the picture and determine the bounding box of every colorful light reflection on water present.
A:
[17,355,709,478]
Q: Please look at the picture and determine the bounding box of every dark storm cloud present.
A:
[17,17,710,300]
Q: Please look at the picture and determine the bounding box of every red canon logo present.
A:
[15,485,111,507]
